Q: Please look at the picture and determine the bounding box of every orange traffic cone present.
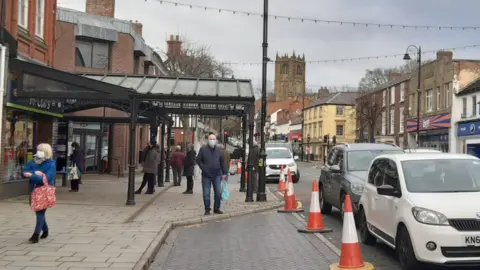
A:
[278,169,303,213]
[276,166,286,192]
[237,160,242,174]
[330,195,374,270]
[298,180,332,233]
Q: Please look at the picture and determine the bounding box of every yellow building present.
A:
[303,92,357,161]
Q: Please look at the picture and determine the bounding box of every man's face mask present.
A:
[208,139,216,148]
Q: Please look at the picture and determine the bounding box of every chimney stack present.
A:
[167,34,182,57]
[86,0,115,17]
[131,20,143,36]
[436,50,453,62]
[388,72,402,81]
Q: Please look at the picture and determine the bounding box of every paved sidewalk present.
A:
[150,211,339,270]
[0,174,281,270]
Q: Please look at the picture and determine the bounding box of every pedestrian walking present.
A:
[248,140,260,193]
[135,140,161,194]
[171,145,185,186]
[69,142,84,192]
[22,143,56,243]
[219,144,231,181]
[182,143,196,194]
[196,134,228,215]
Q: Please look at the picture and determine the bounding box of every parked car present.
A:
[265,147,300,183]
[318,143,404,219]
[358,153,480,269]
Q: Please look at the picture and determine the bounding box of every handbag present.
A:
[68,165,80,181]
[30,173,56,212]
[221,180,230,201]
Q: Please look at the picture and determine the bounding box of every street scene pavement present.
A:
[0,173,280,270]
[150,212,338,270]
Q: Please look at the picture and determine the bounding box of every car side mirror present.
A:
[294,155,299,160]
[330,164,341,173]
[377,185,400,197]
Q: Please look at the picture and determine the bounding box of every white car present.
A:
[358,153,480,269]
[265,147,300,183]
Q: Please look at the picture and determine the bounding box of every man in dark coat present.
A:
[248,140,260,193]
[171,145,185,186]
[182,143,196,194]
[136,140,161,194]
[196,134,228,215]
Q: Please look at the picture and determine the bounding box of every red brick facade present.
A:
[52,1,151,172]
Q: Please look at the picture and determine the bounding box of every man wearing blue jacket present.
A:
[196,134,228,215]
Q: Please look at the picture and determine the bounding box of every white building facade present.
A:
[450,79,480,157]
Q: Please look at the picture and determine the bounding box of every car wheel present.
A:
[319,186,332,214]
[359,208,376,245]
[396,226,422,270]
[293,171,300,183]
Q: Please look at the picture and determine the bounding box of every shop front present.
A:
[456,120,480,157]
[407,113,451,152]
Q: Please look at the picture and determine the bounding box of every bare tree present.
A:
[355,90,383,142]
[162,39,234,144]
[222,117,242,136]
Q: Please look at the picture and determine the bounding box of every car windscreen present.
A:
[401,159,480,193]
[266,148,292,159]
[347,150,404,171]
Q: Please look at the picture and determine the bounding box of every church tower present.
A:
[274,51,306,101]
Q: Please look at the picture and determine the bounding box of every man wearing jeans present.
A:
[196,134,228,215]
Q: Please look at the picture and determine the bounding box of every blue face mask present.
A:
[208,140,216,148]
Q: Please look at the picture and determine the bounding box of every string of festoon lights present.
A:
[149,0,480,30]
[220,44,480,66]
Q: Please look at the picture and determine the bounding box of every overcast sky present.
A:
[58,0,480,92]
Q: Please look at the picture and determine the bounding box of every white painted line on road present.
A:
[292,212,341,256]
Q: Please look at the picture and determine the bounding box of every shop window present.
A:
[75,39,111,69]
[4,119,34,182]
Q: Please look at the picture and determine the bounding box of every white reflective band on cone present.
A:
[342,212,359,244]
[287,181,294,196]
[310,191,320,212]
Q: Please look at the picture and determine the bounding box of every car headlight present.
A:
[350,183,364,195]
[287,163,296,167]
[412,207,449,226]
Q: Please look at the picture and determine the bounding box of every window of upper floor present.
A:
[390,87,395,104]
[296,64,303,75]
[281,64,288,74]
[382,90,386,107]
[35,0,45,38]
[400,83,405,102]
[461,94,480,119]
[426,89,433,112]
[75,38,111,70]
[18,0,29,29]
[336,105,344,115]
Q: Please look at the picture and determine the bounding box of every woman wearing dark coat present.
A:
[69,142,85,192]
[182,144,196,194]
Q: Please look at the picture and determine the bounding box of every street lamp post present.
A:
[257,0,269,202]
[306,135,311,162]
[403,46,422,148]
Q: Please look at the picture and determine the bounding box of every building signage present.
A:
[407,113,451,132]
[457,120,480,137]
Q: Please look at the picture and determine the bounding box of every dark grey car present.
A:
[318,143,404,220]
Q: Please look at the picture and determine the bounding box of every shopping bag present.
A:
[221,180,230,201]
[30,173,56,212]
[68,165,80,180]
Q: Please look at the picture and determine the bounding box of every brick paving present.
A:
[150,212,338,270]
[0,174,281,270]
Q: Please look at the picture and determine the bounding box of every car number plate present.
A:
[464,236,480,245]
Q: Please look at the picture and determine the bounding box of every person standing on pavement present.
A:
[196,134,228,215]
[135,140,160,194]
[219,144,231,181]
[171,145,185,186]
[22,143,56,243]
[248,140,260,193]
[135,143,152,194]
[182,143,196,194]
[69,142,85,192]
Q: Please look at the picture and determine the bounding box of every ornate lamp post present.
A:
[403,45,422,148]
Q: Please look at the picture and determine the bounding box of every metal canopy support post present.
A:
[246,106,255,202]
[240,114,247,192]
[165,123,172,183]
[126,98,138,206]
[257,0,269,202]
[149,112,159,143]
[158,122,166,187]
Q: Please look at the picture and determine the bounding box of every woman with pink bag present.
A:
[22,143,56,244]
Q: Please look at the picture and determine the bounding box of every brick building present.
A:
[1,0,60,198]
[53,0,168,172]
